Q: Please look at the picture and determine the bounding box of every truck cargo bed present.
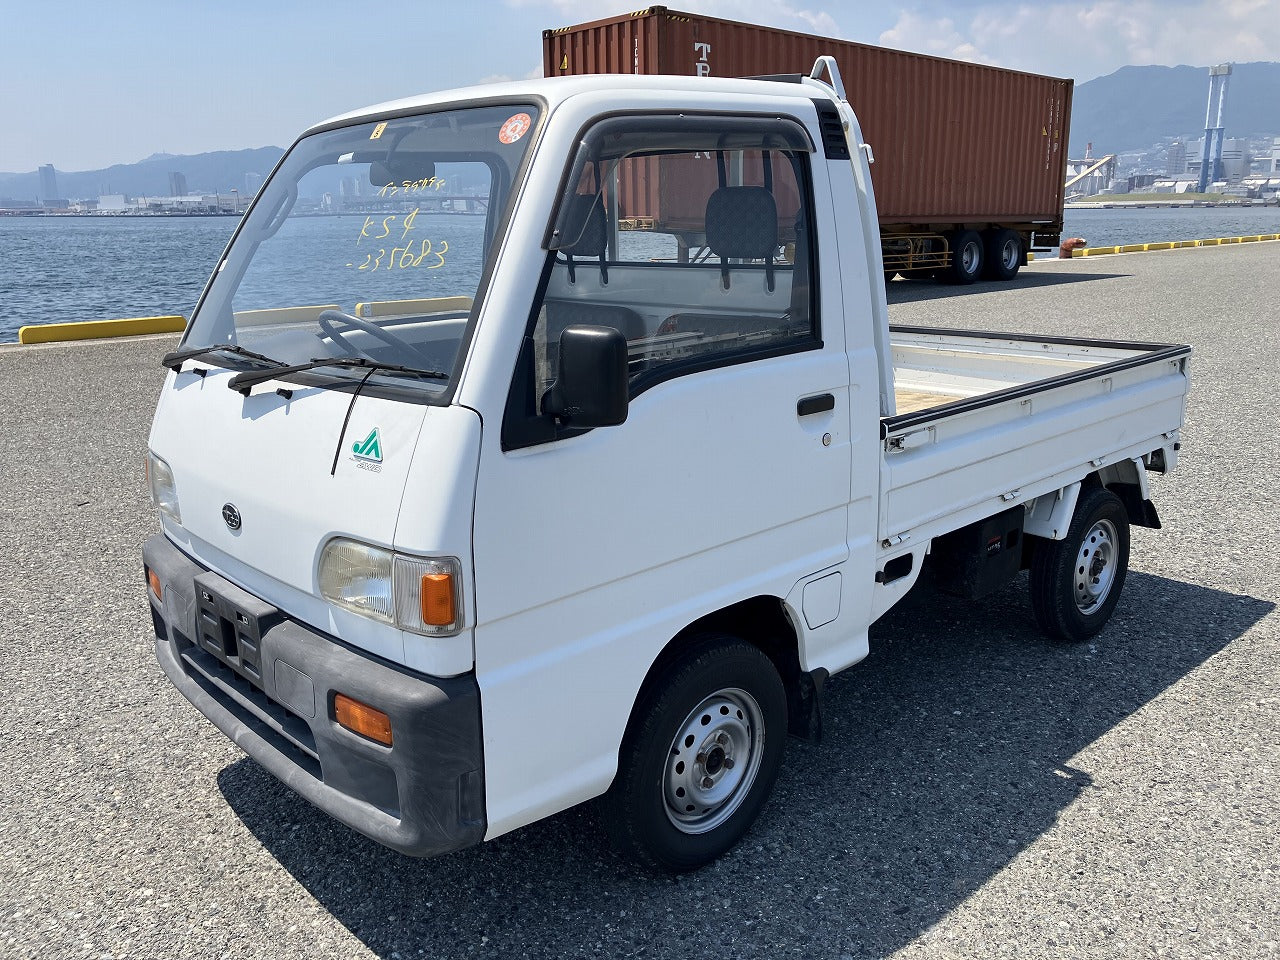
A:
[880,326,1191,546]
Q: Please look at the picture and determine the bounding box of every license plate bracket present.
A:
[193,572,280,688]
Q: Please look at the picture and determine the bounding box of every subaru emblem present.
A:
[222,503,242,530]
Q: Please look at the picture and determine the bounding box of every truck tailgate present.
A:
[878,327,1191,545]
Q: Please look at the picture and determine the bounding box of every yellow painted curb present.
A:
[1070,234,1280,258]
[19,315,186,344]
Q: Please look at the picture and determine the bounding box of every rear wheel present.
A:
[982,228,1023,281]
[1029,486,1131,642]
[603,636,787,872]
[943,229,984,284]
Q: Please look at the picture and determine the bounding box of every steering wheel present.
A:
[317,309,421,359]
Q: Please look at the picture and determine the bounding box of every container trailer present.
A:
[544,6,1072,282]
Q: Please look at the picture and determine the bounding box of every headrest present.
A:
[560,194,607,258]
[705,187,778,260]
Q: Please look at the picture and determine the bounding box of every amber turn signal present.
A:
[334,693,393,746]
[419,573,456,627]
[147,568,163,600]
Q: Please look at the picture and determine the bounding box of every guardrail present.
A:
[18,315,186,345]
[1072,233,1280,257]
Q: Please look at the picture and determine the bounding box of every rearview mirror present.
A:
[541,324,629,428]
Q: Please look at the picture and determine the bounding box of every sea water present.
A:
[3,205,1278,342]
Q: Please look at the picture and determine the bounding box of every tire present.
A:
[982,228,1023,281]
[943,229,984,284]
[1029,486,1131,642]
[603,636,787,872]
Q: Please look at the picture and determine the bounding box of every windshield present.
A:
[184,103,540,393]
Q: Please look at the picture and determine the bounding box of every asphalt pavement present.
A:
[1,242,1277,959]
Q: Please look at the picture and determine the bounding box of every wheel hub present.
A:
[1074,518,1118,613]
[1002,238,1019,269]
[663,688,764,835]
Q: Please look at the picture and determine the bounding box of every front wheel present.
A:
[1029,486,1131,642]
[603,637,787,872]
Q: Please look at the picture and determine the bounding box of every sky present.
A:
[2,0,1277,173]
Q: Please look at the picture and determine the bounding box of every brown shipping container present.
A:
[544,6,1070,239]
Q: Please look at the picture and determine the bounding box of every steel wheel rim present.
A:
[663,687,765,835]
[1001,237,1020,269]
[961,241,980,274]
[1074,518,1118,613]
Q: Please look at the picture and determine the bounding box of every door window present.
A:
[505,115,819,448]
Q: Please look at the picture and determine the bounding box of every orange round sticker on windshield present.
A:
[499,113,532,144]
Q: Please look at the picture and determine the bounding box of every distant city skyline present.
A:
[2,0,1278,173]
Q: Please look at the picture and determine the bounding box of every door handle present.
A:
[797,393,835,417]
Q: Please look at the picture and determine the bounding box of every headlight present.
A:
[147,452,181,524]
[318,539,394,624]
[319,538,463,636]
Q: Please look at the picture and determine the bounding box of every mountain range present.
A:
[0,147,285,202]
[1069,61,1280,156]
[3,61,1277,201]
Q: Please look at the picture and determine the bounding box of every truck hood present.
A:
[149,368,433,663]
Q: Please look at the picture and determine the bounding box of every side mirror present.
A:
[542,324,629,428]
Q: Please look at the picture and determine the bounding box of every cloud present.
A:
[508,0,1279,82]
[507,0,853,40]
[880,1,1280,81]
[475,62,544,85]
[878,11,996,64]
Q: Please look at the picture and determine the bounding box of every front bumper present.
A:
[143,533,485,858]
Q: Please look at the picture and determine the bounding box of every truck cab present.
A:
[144,65,1188,871]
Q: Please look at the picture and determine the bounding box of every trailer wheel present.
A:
[603,636,787,872]
[943,229,984,284]
[982,229,1023,281]
[1029,486,1130,642]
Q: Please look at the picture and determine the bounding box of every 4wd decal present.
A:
[352,428,384,472]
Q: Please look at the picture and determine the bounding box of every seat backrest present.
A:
[705,186,778,259]
[704,186,778,290]
[560,194,608,284]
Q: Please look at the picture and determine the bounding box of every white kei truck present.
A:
[143,61,1190,871]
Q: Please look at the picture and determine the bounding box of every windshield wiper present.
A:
[226,355,450,395]
[162,343,283,372]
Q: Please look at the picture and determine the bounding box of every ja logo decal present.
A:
[352,428,383,463]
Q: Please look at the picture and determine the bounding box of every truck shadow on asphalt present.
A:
[218,570,1271,959]
[886,269,1128,306]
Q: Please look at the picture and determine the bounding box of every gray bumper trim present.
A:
[144,533,485,858]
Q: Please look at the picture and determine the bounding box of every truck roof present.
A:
[309,72,827,134]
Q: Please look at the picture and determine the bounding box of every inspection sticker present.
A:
[499,113,532,145]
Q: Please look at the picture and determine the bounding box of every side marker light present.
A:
[419,573,456,627]
[334,693,393,746]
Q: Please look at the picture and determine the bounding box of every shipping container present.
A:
[544,6,1073,280]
